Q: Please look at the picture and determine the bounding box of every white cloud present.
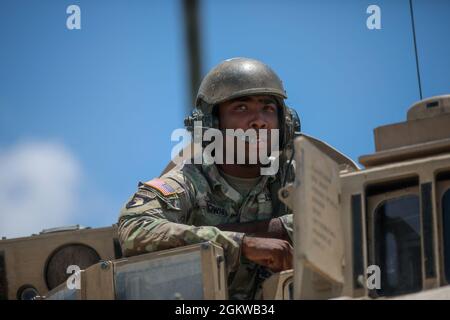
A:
[0,141,82,239]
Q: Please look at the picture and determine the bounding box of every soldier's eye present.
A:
[235,104,247,111]
[264,105,277,113]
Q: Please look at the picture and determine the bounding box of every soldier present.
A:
[118,57,301,300]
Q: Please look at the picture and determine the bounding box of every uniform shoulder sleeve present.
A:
[119,174,193,222]
[118,169,244,273]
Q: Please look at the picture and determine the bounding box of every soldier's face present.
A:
[218,95,279,131]
[218,95,279,164]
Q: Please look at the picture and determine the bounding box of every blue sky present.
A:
[0,0,449,237]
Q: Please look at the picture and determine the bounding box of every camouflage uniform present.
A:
[118,161,293,300]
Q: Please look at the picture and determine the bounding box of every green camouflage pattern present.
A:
[118,162,293,300]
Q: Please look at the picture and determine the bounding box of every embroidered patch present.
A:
[126,196,145,209]
[143,178,176,196]
[257,193,271,203]
[206,201,227,216]
[126,189,157,209]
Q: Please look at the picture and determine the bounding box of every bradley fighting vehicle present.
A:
[1,94,450,300]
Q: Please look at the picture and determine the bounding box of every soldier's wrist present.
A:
[222,231,246,272]
[266,218,287,241]
[277,215,293,243]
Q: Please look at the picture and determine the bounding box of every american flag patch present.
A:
[144,179,176,196]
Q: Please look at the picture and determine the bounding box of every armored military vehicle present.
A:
[279,94,450,300]
[1,94,449,300]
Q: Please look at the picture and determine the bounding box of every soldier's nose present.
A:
[249,117,267,130]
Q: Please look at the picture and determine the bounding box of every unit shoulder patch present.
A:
[125,189,157,209]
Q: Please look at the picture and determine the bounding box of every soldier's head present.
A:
[184,57,300,175]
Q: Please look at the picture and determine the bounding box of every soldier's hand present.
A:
[241,236,293,272]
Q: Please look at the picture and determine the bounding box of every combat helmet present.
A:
[184,57,301,150]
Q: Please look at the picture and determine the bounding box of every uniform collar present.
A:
[201,162,276,203]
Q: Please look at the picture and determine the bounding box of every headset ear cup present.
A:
[184,108,201,132]
[285,107,301,144]
[278,106,301,151]
[291,107,301,133]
